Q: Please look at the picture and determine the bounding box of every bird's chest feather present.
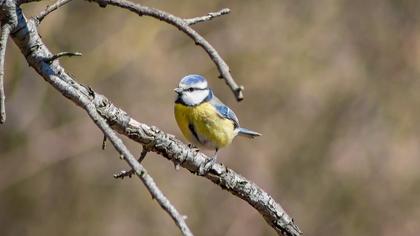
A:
[174,103,235,149]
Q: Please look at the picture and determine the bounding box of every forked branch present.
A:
[114,145,149,179]
[2,2,193,235]
[84,96,193,236]
[0,0,302,235]
[87,0,244,101]
[91,93,302,236]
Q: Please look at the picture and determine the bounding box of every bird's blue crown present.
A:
[179,74,208,89]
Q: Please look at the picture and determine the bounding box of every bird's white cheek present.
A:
[182,93,197,105]
[182,90,209,105]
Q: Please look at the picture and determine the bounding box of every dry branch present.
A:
[0,0,303,235]
[91,93,303,236]
[84,97,193,236]
[184,8,231,26]
[114,146,149,179]
[86,0,244,101]
[45,51,82,63]
[2,2,193,235]
[34,0,74,24]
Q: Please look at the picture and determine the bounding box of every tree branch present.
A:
[84,96,193,236]
[184,8,230,26]
[86,0,244,101]
[0,24,10,124]
[34,0,74,24]
[114,146,149,179]
[4,3,193,235]
[91,93,303,236]
[45,51,82,63]
[2,1,302,235]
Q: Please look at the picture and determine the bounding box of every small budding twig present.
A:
[114,146,149,179]
[184,8,230,26]
[34,0,74,24]
[45,51,82,63]
[1,0,302,234]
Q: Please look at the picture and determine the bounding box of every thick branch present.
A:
[87,0,244,101]
[5,4,193,236]
[0,24,10,124]
[84,98,193,236]
[3,1,302,236]
[184,8,230,26]
[92,94,303,236]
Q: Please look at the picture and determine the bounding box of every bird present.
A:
[174,74,261,174]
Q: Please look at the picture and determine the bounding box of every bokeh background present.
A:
[1,0,420,235]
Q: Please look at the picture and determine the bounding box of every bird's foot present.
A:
[198,157,216,176]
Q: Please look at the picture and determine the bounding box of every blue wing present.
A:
[210,96,240,128]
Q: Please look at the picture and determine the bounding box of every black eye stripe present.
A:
[184,87,207,91]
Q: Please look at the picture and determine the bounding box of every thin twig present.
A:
[6,6,193,235]
[184,8,230,26]
[84,103,193,236]
[0,24,11,124]
[2,1,302,235]
[45,51,82,63]
[114,146,148,179]
[34,0,74,24]
[87,0,244,101]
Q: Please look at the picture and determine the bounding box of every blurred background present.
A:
[1,0,420,235]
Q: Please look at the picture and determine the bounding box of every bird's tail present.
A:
[237,128,262,139]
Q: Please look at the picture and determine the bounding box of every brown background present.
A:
[1,0,420,235]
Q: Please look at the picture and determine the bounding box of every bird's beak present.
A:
[174,88,183,94]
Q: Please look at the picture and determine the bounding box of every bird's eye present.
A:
[188,88,194,92]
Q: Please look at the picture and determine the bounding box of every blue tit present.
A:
[174,74,261,170]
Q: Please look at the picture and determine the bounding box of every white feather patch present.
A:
[181,89,209,106]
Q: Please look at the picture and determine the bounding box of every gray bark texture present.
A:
[0,0,303,235]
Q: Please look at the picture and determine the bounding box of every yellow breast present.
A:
[174,102,236,149]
